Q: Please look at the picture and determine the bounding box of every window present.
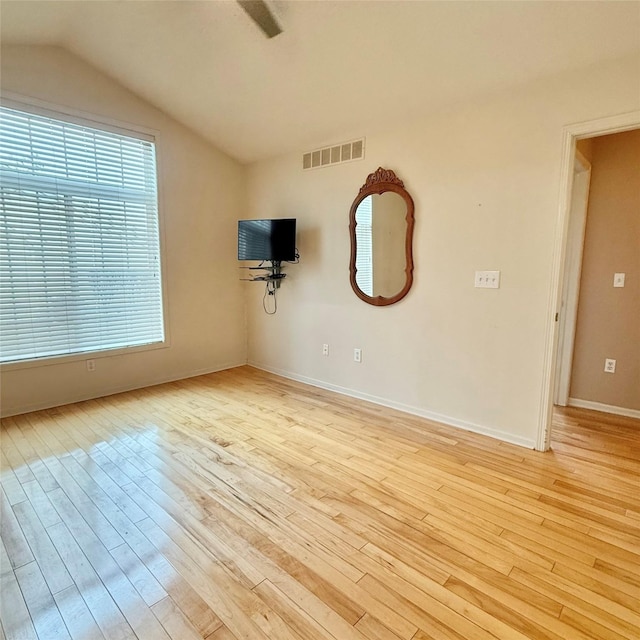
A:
[0,104,164,364]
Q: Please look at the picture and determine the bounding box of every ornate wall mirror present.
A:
[349,167,415,305]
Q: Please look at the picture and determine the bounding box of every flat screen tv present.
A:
[238,218,296,262]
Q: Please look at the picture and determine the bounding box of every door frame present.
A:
[554,150,591,406]
[536,110,640,452]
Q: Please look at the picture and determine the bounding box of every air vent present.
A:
[303,137,365,170]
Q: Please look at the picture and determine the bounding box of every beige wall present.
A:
[245,54,640,447]
[0,46,247,416]
[570,130,640,411]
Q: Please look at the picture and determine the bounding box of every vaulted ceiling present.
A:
[2,1,639,163]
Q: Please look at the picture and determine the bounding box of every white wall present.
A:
[0,46,247,416]
[245,54,640,447]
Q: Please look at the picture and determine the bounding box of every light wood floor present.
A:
[1,367,639,640]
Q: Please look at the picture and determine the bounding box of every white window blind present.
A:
[0,105,164,364]
[354,195,373,296]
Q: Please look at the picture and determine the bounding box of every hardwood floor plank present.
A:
[12,499,73,595]
[4,416,57,491]
[150,596,205,640]
[252,577,369,640]
[540,517,640,569]
[0,420,37,486]
[20,479,61,528]
[0,539,38,640]
[110,542,167,607]
[1,368,638,640]
[551,561,640,610]
[356,572,496,640]
[0,534,13,577]
[53,585,106,640]
[354,613,405,640]
[559,606,633,640]
[252,578,349,640]
[509,565,640,639]
[0,488,34,570]
[0,452,27,505]
[206,626,239,640]
[443,574,571,640]
[47,521,137,640]
[14,561,71,640]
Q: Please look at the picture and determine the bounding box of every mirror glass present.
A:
[349,167,415,306]
[354,192,408,298]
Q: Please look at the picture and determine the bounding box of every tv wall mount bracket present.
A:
[239,261,286,288]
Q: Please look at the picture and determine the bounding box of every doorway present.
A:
[537,111,640,452]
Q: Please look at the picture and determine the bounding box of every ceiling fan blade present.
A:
[238,0,283,38]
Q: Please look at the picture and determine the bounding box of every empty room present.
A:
[1,2,639,639]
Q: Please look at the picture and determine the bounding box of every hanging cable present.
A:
[263,280,277,315]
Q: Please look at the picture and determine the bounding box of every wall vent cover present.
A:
[303,138,365,170]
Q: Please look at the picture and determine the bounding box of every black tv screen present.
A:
[238,218,296,261]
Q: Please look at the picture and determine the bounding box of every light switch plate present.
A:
[613,273,625,287]
[474,270,500,289]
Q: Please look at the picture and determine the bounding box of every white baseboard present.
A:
[1,360,246,418]
[249,361,536,449]
[567,398,640,419]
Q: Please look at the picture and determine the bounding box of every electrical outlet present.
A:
[474,270,500,289]
[86,359,96,372]
[322,343,329,356]
[354,348,362,363]
[604,358,616,373]
[613,273,625,287]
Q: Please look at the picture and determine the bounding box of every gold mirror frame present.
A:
[349,167,415,306]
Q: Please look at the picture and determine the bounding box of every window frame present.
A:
[0,94,170,371]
